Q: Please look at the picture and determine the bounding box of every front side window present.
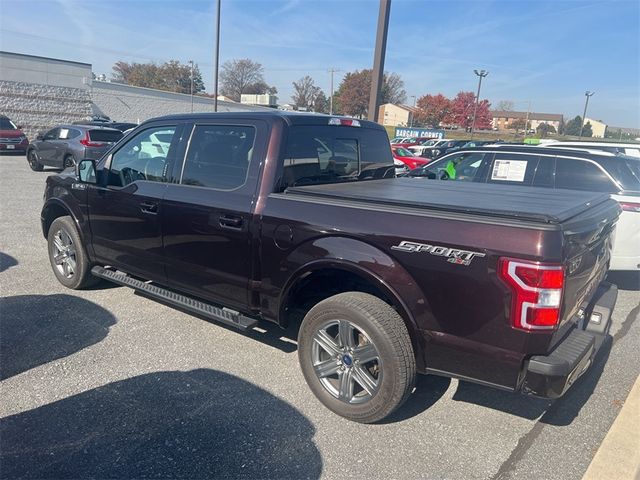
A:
[181,125,256,190]
[432,152,488,182]
[43,128,59,141]
[108,126,177,187]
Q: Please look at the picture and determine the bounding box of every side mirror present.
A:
[36,134,44,141]
[427,172,437,180]
[76,159,97,184]
[17,125,23,129]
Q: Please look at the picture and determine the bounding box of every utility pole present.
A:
[409,95,416,127]
[367,0,391,122]
[579,91,595,137]
[328,68,341,115]
[470,69,488,139]
[213,0,221,112]
[189,60,194,112]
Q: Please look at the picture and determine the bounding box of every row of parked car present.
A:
[398,141,640,271]
[0,114,136,171]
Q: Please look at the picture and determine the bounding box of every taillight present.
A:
[619,202,640,213]
[79,131,106,148]
[328,117,361,127]
[498,258,565,331]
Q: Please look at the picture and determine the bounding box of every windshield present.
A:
[0,118,17,130]
[394,147,414,157]
[279,125,395,191]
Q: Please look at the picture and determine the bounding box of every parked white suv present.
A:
[543,141,640,158]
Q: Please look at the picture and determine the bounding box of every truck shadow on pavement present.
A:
[0,251,18,273]
[451,337,613,426]
[0,369,323,479]
[0,294,116,380]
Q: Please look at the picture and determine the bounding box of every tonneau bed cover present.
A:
[286,179,613,224]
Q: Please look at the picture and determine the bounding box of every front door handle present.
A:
[219,214,243,230]
[140,201,158,215]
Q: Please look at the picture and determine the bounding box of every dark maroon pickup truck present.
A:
[41,112,620,423]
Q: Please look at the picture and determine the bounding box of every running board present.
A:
[91,266,258,332]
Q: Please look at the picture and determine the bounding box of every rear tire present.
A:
[27,150,43,171]
[47,216,99,289]
[298,292,416,423]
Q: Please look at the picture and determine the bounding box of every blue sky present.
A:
[1,0,639,127]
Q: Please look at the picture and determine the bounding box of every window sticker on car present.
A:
[59,128,70,139]
[491,159,527,182]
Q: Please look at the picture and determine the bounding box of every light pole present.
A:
[579,91,595,137]
[328,68,341,115]
[213,0,221,112]
[409,95,416,127]
[189,60,194,112]
[470,69,488,139]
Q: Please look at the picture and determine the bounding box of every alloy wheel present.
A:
[51,228,77,279]
[311,319,382,404]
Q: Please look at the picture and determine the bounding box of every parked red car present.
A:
[392,146,430,169]
[0,115,29,153]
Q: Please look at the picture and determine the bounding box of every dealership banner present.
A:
[394,127,445,139]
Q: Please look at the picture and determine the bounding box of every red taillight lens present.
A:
[619,202,640,213]
[498,258,565,331]
[79,132,106,148]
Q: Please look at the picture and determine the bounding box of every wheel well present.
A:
[281,268,405,328]
[42,203,71,238]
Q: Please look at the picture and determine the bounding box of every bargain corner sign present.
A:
[394,127,445,139]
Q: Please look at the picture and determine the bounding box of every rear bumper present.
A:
[522,282,617,399]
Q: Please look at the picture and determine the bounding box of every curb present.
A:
[582,375,640,480]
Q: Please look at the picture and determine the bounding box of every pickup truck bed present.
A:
[287,179,611,224]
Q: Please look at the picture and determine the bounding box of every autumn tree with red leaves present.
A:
[446,91,492,130]
[414,94,451,127]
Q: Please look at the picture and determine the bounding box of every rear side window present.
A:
[597,157,640,192]
[555,158,617,193]
[532,155,555,188]
[487,153,540,186]
[89,130,123,143]
[181,125,256,190]
[279,126,394,191]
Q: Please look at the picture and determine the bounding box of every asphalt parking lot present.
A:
[1,153,638,480]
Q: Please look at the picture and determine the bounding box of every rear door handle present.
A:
[219,214,243,230]
[140,201,158,214]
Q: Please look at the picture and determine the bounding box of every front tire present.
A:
[298,292,416,423]
[27,150,43,171]
[47,216,99,289]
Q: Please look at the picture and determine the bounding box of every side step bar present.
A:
[91,266,258,332]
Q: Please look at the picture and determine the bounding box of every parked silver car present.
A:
[26,124,123,171]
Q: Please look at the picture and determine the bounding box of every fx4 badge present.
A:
[391,241,485,266]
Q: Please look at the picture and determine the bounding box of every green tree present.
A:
[564,115,583,136]
[219,58,276,101]
[333,69,406,117]
[111,60,204,94]
[581,121,593,137]
[536,123,556,137]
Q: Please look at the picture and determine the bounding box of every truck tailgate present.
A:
[555,195,621,340]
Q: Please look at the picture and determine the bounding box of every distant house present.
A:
[584,117,607,138]
[491,110,563,132]
[378,103,419,127]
